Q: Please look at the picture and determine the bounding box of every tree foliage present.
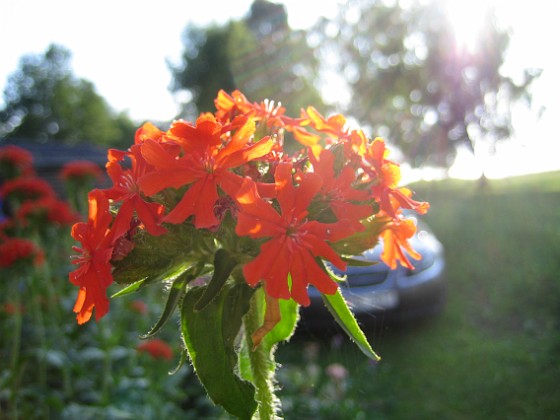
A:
[312,0,540,168]
[0,44,136,147]
[170,0,324,117]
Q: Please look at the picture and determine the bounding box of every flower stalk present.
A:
[243,288,280,420]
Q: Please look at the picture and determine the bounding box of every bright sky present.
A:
[0,0,558,179]
[0,0,338,122]
[443,0,560,180]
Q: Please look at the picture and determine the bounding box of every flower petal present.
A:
[164,177,219,228]
[235,179,283,237]
[133,197,167,236]
[139,169,195,196]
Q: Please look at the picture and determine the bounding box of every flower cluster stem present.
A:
[244,289,280,420]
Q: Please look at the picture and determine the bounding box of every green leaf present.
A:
[140,273,190,339]
[341,256,377,267]
[181,283,257,420]
[238,284,300,386]
[331,217,382,256]
[111,260,194,298]
[111,278,149,298]
[262,294,299,351]
[169,349,189,376]
[322,289,381,362]
[194,249,238,311]
[237,330,253,384]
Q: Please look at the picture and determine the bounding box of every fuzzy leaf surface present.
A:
[181,283,256,419]
[322,288,381,362]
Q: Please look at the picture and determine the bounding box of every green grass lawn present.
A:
[277,171,560,419]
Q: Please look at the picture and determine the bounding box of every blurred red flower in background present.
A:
[16,197,80,227]
[136,339,173,360]
[60,160,103,182]
[129,299,148,315]
[0,237,45,268]
[0,177,56,204]
[0,145,35,180]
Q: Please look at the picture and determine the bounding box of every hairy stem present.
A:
[244,289,280,420]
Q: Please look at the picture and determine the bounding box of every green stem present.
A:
[244,289,280,420]
[9,290,22,419]
[31,295,47,392]
[37,232,74,397]
[98,322,113,405]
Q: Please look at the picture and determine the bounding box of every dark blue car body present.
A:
[300,216,446,327]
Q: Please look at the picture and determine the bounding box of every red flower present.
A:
[291,108,356,158]
[0,237,45,268]
[134,122,166,145]
[2,302,25,315]
[46,199,81,225]
[137,339,173,360]
[214,89,242,122]
[60,160,103,182]
[290,125,322,155]
[0,145,35,179]
[214,89,298,128]
[0,219,15,239]
[380,216,421,270]
[362,138,429,218]
[69,189,129,324]
[0,177,56,203]
[104,145,167,236]
[235,163,355,306]
[300,106,349,140]
[139,114,274,228]
[129,299,148,315]
[309,148,371,230]
[16,197,80,226]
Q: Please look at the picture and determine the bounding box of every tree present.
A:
[170,24,237,117]
[170,0,324,118]
[0,44,136,147]
[312,0,539,169]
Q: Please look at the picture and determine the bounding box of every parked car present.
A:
[300,215,446,328]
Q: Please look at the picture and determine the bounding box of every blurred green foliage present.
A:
[0,44,136,148]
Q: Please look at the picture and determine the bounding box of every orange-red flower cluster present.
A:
[67,89,429,323]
